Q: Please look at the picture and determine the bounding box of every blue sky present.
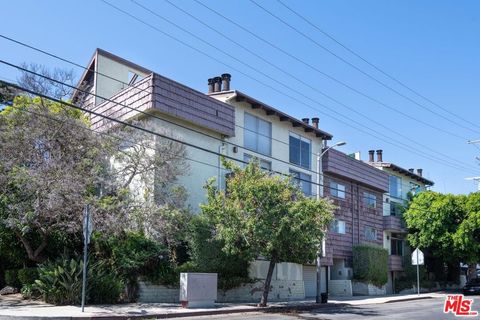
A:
[1,0,479,194]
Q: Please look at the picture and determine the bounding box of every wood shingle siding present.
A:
[90,73,235,136]
[323,148,389,192]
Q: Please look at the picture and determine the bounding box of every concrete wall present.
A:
[137,280,305,303]
[352,281,386,296]
[328,280,353,297]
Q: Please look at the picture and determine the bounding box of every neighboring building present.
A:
[321,149,389,296]
[367,149,434,294]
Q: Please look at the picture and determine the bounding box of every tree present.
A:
[201,159,334,306]
[404,191,479,280]
[0,96,111,262]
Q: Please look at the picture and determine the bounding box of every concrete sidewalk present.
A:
[0,293,445,320]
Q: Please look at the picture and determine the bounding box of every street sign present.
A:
[412,248,424,265]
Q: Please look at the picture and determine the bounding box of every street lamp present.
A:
[316,141,346,304]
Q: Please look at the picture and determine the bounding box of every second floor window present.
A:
[244,153,272,171]
[244,113,272,156]
[390,201,404,216]
[363,192,377,208]
[364,226,377,241]
[290,169,312,196]
[389,175,402,199]
[289,133,311,169]
[330,219,346,234]
[330,181,346,199]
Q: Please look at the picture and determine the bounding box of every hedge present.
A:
[352,244,388,287]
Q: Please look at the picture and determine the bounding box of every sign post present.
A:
[81,204,92,312]
[411,247,424,296]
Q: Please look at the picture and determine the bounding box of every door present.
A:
[303,265,327,298]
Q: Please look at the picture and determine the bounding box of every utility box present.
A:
[179,273,218,308]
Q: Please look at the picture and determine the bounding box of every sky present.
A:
[1,0,479,194]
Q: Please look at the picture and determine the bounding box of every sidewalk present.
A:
[0,293,445,320]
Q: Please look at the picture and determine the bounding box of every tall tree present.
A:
[201,159,334,306]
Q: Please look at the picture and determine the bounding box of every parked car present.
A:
[463,278,480,295]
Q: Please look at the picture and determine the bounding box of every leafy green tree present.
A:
[201,159,334,306]
[404,191,479,280]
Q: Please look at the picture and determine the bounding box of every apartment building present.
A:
[73,49,432,299]
[367,149,434,293]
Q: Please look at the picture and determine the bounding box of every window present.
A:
[330,181,345,199]
[391,238,404,256]
[244,153,271,171]
[364,226,377,241]
[389,175,402,199]
[289,133,311,169]
[290,169,312,196]
[330,219,346,234]
[363,192,377,208]
[244,113,272,156]
[390,201,404,216]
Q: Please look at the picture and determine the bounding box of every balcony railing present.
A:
[383,215,407,233]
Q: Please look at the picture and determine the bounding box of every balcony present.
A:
[383,215,407,233]
[388,255,404,271]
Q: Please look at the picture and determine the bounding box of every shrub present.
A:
[4,269,20,288]
[34,257,123,305]
[93,231,173,299]
[187,215,251,290]
[352,244,388,287]
[20,284,40,299]
[18,268,38,286]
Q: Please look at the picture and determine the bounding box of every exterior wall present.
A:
[323,174,385,267]
[328,280,353,296]
[212,94,324,192]
[352,281,386,296]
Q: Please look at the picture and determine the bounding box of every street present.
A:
[172,296,480,320]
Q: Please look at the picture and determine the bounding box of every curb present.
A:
[384,296,434,304]
[0,303,345,320]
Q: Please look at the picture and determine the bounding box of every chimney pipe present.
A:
[311,117,319,129]
[408,168,414,173]
[213,76,222,92]
[207,78,215,93]
[302,118,309,125]
[221,73,231,91]
[376,149,383,162]
[368,150,375,162]
[417,168,423,176]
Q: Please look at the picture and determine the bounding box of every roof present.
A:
[210,90,333,140]
[369,162,434,186]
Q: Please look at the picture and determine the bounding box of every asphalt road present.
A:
[172,296,480,320]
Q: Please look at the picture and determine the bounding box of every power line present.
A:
[1,79,399,202]
[275,0,480,132]
[249,0,480,134]
[193,0,477,138]
[1,24,477,175]
[97,1,479,174]
[148,0,477,176]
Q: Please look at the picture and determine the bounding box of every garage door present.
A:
[303,265,327,298]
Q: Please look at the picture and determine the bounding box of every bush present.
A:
[18,268,38,286]
[20,284,39,299]
[93,231,173,299]
[34,257,123,305]
[352,244,388,287]
[187,215,251,290]
[4,269,20,288]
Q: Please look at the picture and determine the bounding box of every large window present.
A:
[244,113,272,156]
[289,133,311,169]
[363,192,377,208]
[330,219,346,234]
[364,226,377,241]
[390,201,404,216]
[330,181,346,199]
[244,153,271,171]
[290,169,312,196]
[389,175,402,199]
